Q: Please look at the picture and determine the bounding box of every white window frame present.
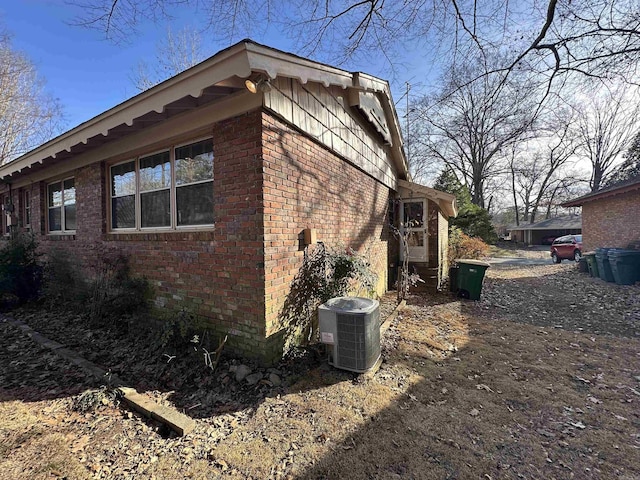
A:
[23,190,31,229]
[47,177,76,234]
[109,137,214,232]
[1,195,9,237]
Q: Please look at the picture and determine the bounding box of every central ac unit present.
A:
[318,296,380,373]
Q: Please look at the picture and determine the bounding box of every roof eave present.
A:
[397,179,458,218]
[0,40,410,182]
[562,180,640,207]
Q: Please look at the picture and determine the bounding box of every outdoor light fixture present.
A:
[245,75,272,93]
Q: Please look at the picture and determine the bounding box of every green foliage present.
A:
[434,167,498,244]
[448,226,490,264]
[0,233,43,303]
[280,243,377,351]
[156,308,207,350]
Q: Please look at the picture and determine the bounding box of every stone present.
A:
[269,373,282,386]
[245,372,263,385]
[235,365,251,382]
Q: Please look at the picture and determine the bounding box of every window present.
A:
[23,190,30,228]
[110,139,214,231]
[1,195,9,236]
[48,178,76,233]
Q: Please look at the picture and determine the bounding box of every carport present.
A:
[508,215,582,245]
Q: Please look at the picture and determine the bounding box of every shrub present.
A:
[448,226,490,264]
[0,233,43,303]
[42,247,151,330]
[84,249,152,328]
[280,243,377,351]
[43,248,89,306]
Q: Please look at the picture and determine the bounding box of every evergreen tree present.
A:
[433,167,498,243]
[605,132,640,187]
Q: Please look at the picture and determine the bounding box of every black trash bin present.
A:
[595,248,616,282]
[608,250,640,285]
[449,265,459,293]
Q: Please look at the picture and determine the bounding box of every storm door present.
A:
[400,199,428,262]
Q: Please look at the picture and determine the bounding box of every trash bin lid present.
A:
[455,259,491,267]
[318,296,379,314]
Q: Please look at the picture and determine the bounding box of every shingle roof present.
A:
[562,176,640,207]
[508,215,582,231]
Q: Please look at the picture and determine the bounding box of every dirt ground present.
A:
[1,263,639,479]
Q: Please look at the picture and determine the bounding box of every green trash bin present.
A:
[608,250,640,285]
[455,259,490,300]
[583,252,598,278]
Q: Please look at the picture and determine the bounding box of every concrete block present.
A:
[151,405,196,436]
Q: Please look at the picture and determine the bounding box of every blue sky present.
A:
[1,1,438,131]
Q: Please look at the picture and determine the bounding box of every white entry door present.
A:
[400,199,428,262]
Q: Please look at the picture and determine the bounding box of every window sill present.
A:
[46,233,76,241]
[105,228,215,242]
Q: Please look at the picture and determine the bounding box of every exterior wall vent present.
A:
[318,296,380,373]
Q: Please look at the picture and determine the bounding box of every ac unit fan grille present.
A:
[335,310,380,371]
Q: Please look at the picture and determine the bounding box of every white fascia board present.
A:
[244,43,354,88]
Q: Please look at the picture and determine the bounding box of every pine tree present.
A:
[433,167,498,243]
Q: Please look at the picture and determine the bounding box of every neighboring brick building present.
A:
[562,177,640,252]
[0,41,456,363]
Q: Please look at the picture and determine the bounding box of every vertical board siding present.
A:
[265,78,398,190]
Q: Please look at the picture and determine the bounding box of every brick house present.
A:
[0,40,456,363]
[562,177,640,251]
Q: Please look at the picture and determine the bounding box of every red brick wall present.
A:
[22,110,267,359]
[582,190,640,251]
[261,113,391,354]
[3,108,393,363]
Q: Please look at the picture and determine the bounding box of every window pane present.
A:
[24,191,30,226]
[63,178,75,205]
[141,190,170,228]
[48,182,62,207]
[112,161,136,197]
[112,195,135,229]
[49,207,61,231]
[403,202,424,228]
[140,152,170,192]
[408,231,425,247]
[177,181,214,226]
[64,204,76,230]
[176,140,214,186]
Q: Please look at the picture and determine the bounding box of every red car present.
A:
[550,235,583,263]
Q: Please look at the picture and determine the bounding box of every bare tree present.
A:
[606,131,640,185]
[509,112,579,224]
[131,26,208,91]
[413,60,538,208]
[0,29,63,165]
[573,86,640,192]
[69,0,640,84]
